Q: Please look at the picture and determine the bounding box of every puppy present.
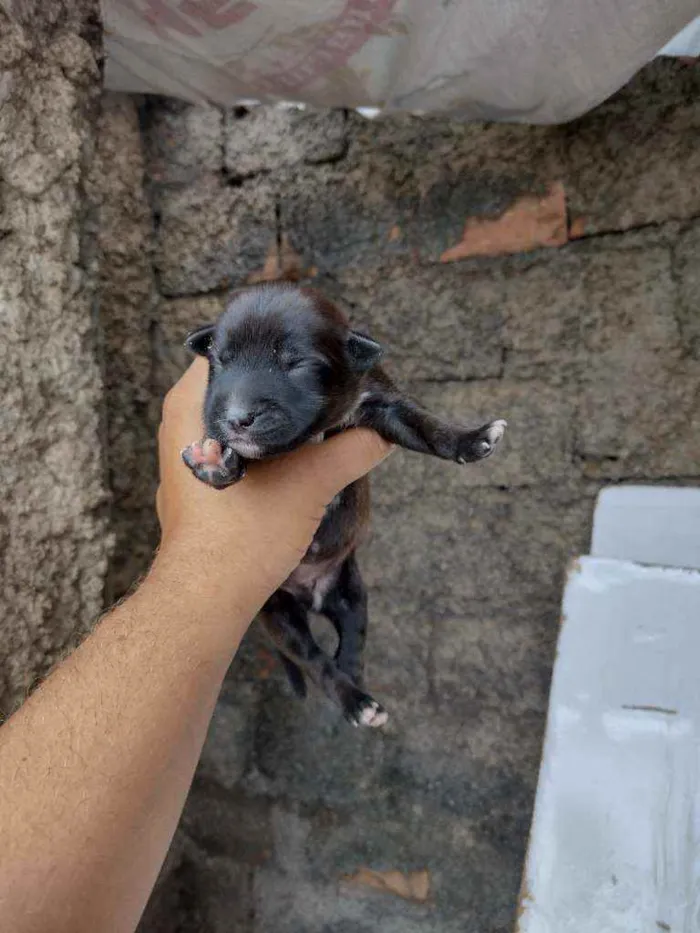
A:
[183,282,506,727]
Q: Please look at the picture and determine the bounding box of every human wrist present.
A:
[146,537,270,637]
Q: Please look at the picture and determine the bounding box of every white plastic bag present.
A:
[104,1,699,123]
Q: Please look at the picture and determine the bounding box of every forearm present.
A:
[0,352,391,933]
[0,547,261,933]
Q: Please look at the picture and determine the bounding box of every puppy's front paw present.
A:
[456,419,507,464]
[181,439,246,489]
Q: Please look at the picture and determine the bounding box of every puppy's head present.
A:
[185,283,382,458]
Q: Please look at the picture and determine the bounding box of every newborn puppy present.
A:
[183,282,506,727]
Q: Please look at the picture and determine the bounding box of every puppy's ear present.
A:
[346,331,383,372]
[184,324,215,356]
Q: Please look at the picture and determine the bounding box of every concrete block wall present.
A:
[133,62,700,933]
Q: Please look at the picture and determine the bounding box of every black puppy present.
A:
[183,282,506,727]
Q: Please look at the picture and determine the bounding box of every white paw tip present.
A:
[486,419,507,443]
[359,701,389,728]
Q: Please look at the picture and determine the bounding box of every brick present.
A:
[198,690,258,790]
[249,683,393,808]
[165,850,253,933]
[198,857,254,933]
[502,243,682,384]
[280,163,400,273]
[153,294,227,396]
[579,247,681,354]
[281,113,564,271]
[364,485,593,615]
[154,175,276,296]
[253,869,434,933]
[225,106,346,176]
[142,98,223,186]
[300,741,539,929]
[413,380,576,488]
[138,830,193,933]
[180,782,273,865]
[350,114,564,264]
[360,588,432,717]
[432,607,559,722]
[502,255,585,369]
[563,60,700,235]
[331,262,505,382]
[577,354,700,479]
[440,182,567,262]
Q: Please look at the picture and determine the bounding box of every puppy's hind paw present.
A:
[344,688,389,728]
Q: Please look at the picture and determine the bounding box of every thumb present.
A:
[298,428,395,502]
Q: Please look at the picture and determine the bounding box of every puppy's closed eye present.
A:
[279,355,306,372]
[279,352,327,374]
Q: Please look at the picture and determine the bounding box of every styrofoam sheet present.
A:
[658,15,700,56]
[591,485,700,570]
[519,556,700,933]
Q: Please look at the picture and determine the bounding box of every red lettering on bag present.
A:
[253,0,397,95]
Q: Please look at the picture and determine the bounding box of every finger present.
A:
[160,358,208,451]
[176,354,209,389]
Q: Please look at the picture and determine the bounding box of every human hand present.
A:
[154,358,393,614]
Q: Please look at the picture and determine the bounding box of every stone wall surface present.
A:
[0,1,108,712]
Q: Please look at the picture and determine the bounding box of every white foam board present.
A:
[658,16,700,56]
[591,485,700,570]
[519,556,700,933]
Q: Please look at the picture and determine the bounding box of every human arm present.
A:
[0,357,392,933]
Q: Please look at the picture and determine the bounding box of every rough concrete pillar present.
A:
[0,2,108,712]
[90,92,161,602]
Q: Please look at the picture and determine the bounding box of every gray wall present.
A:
[134,64,700,933]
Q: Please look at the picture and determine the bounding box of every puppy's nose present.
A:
[227,408,256,430]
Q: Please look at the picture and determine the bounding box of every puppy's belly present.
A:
[281,559,340,611]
